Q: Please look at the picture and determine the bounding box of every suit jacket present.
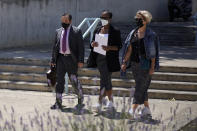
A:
[51,26,84,66]
[88,25,122,72]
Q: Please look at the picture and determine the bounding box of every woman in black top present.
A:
[88,10,121,111]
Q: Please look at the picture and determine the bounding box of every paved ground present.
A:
[159,46,197,68]
[0,89,196,131]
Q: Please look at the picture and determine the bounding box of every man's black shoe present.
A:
[50,101,62,110]
[74,103,85,110]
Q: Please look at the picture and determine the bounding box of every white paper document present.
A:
[93,34,108,55]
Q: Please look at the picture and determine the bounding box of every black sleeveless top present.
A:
[130,36,146,63]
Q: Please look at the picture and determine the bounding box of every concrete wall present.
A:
[76,0,169,23]
[193,0,197,15]
[0,0,77,48]
[0,0,197,48]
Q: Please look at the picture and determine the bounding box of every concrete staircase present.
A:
[0,22,197,101]
[116,22,196,46]
[0,57,197,101]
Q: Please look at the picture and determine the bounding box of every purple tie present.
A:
[62,30,67,53]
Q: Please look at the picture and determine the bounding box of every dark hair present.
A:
[62,13,72,21]
[102,10,113,18]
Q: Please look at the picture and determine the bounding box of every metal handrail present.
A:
[77,18,101,42]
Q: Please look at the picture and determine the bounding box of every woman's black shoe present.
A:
[50,101,62,110]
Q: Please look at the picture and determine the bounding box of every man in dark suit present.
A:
[50,13,84,110]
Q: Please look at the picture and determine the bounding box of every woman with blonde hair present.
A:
[121,10,160,119]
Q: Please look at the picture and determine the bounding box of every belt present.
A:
[59,53,71,56]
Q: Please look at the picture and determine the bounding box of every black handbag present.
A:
[87,51,97,68]
[46,65,56,87]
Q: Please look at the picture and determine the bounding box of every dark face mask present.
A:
[61,23,70,29]
[135,18,144,27]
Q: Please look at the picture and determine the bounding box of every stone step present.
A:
[159,66,197,74]
[120,34,195,46]
[149,28,194,34]
[156,34,194,42]
[159,40,195,46]
[121,30,195,39]
[116,23,196,46]
[78,69,197,82]
[0,57,50,66]
[0,80,196,101]
[78,76,197,92]
[120,29,195,36]
[0,64,49,74]
[0,59,197,74]
[117,29,195,38]
[0,80,50,92]
[1,65,197,82]
[120,32,194,42]
[83,86,197,101]
[0,72,48,83]
[119,33,195,40]
[0,72,197,92]
[1,65,197,83]
[151,27,195,35]
[116,22,196,34]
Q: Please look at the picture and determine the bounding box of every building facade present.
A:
[0,0,197,48]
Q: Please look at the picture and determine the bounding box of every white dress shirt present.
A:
[59,26,71,54]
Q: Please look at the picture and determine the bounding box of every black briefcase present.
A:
[46,65,56,87]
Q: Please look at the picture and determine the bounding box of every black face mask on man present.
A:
[62,23,70,29]
[135,18,144,28]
